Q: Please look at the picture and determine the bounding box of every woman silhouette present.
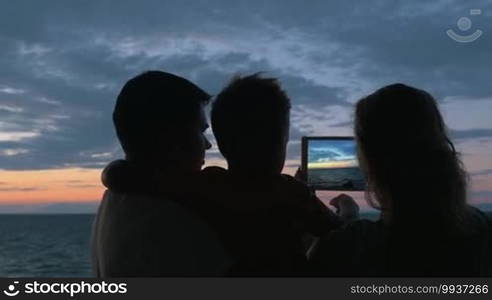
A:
[310,84,491,276]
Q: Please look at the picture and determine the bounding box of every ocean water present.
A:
[0,214,95,277]
[1,212,490,277]
[308,167,365,190]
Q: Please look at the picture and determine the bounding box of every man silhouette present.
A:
[91,71,230,277]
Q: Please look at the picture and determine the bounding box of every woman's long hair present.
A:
[355,84,469,236]
[354,84,472,275]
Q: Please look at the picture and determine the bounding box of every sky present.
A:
[308,139,357,169]
[1,0,492,212]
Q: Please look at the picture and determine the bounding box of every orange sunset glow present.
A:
[0,168,103,205]
[308,160,357,169]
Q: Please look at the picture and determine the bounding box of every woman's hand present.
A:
[329,193,360,222]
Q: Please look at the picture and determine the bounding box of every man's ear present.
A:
[161,130,184,151]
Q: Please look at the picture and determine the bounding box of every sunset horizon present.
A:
[1,1,492,213]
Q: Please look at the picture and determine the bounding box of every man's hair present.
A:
[211,73,291,160]
[113,71,210,158]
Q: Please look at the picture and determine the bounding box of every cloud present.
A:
[65,184,100,189]
[0,0,491,172]
[0,86,26,94]
[450,128,492,140]
[0,186,44,192]
[0,149,29,156]
[471,169,492,177]
[0,105,24,113]
[0,131,40,142]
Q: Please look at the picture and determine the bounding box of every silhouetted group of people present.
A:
[91,71,492,277]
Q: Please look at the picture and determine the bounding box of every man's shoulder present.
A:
[201,166,228,181]
[202,166,227,174]
[94,190,232,277]
[102,189,156,206]
[99,190,193,224]
[98,189,218,242]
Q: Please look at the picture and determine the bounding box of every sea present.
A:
[308,167,365,190]
[0,214,95,277]
[1,211,491,277]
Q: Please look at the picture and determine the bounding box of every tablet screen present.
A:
[303,137,365,191]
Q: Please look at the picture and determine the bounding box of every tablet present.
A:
[301,136,365,191]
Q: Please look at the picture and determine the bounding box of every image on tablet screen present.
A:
[307,139,365,191]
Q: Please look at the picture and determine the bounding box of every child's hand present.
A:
[294,167,306,183]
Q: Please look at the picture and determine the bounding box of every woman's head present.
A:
[354,84,467,233]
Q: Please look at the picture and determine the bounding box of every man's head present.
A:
[211,74,291,175]
[113,71,211,174]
